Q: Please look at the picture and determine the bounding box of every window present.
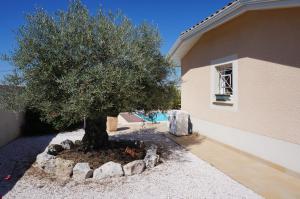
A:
[210,55,238,111]
[216,64,233,96]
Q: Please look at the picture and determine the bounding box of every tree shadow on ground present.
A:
[0,134,55,197]
[109,126,205,163]
[0,124,204,197]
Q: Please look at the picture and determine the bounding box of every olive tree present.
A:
[0,70,25,112]
[4,0,176,150]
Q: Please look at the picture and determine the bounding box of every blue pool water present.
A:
[135,112,168,122]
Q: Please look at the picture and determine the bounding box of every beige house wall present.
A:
[0,111,24,147]
[181,7,300,145]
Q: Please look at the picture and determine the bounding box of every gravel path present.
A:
[1,128,263,199]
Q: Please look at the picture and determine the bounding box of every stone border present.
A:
[34,140,160,181]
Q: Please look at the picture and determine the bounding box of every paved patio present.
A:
[165,133,300,199]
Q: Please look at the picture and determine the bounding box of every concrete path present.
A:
[165,133,300,199]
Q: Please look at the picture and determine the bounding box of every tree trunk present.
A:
[82,116,109,151]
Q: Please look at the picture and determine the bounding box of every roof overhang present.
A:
[168,0,300,66]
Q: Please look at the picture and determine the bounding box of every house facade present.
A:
[169,0,300,174]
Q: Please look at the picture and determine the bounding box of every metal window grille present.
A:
[216,66,233,95]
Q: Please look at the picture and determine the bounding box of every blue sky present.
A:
[0,0,232,80]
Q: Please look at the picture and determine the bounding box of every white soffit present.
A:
[168,0,300,65]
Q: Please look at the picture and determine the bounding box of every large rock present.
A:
[35,153,56,173]
[36,152,55,167]
[47,144,64,156]
[93,161,124,180]
[54,158,75,180]
[123,160,145,176]
[60,139,75,150]
[72,163,93,181]
[36,154,75,179]
[168,110,192,136]
[144,144,159,169]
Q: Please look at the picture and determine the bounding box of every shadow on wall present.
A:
[188,116,193,134]
[0,109,58,148]
[0,108,85,196]
[20,108,59,136]
[1,108,83,148]
[0,108,60,196]
[0,111,24,148]
[21,108,83,136]
[181,8,300,77]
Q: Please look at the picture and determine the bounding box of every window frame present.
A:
[210,55,238,112]
[216,64,233,95]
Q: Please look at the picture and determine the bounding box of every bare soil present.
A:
[56,141,145,169]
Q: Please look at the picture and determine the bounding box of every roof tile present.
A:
[181,0,239,35]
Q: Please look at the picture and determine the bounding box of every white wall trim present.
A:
[190,115,300,174]
[210,55,239,112]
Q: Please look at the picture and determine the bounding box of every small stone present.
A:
[144,144,159,168]
[47,144,64,156]
[74,140,82,146]
[144,153,159,169]
[123,160,145,175]
[138,140,145,149]
[54,158,75,180]
[146,144,158,155]
[37,184,45,188]
[72,163,93,181]
[93,161,124,180]
[60,139,75,150]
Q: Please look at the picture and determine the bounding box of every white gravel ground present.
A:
[1,128,263,199]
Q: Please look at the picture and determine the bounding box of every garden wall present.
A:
[0,111,24,147]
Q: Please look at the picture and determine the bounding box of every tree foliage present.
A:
[0,69,25,112]
[4,0,176,132]
[169,86,181,110]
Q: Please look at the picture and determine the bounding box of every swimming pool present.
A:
[135,112,168,122]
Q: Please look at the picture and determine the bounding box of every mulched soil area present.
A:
[57,141,145,169]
